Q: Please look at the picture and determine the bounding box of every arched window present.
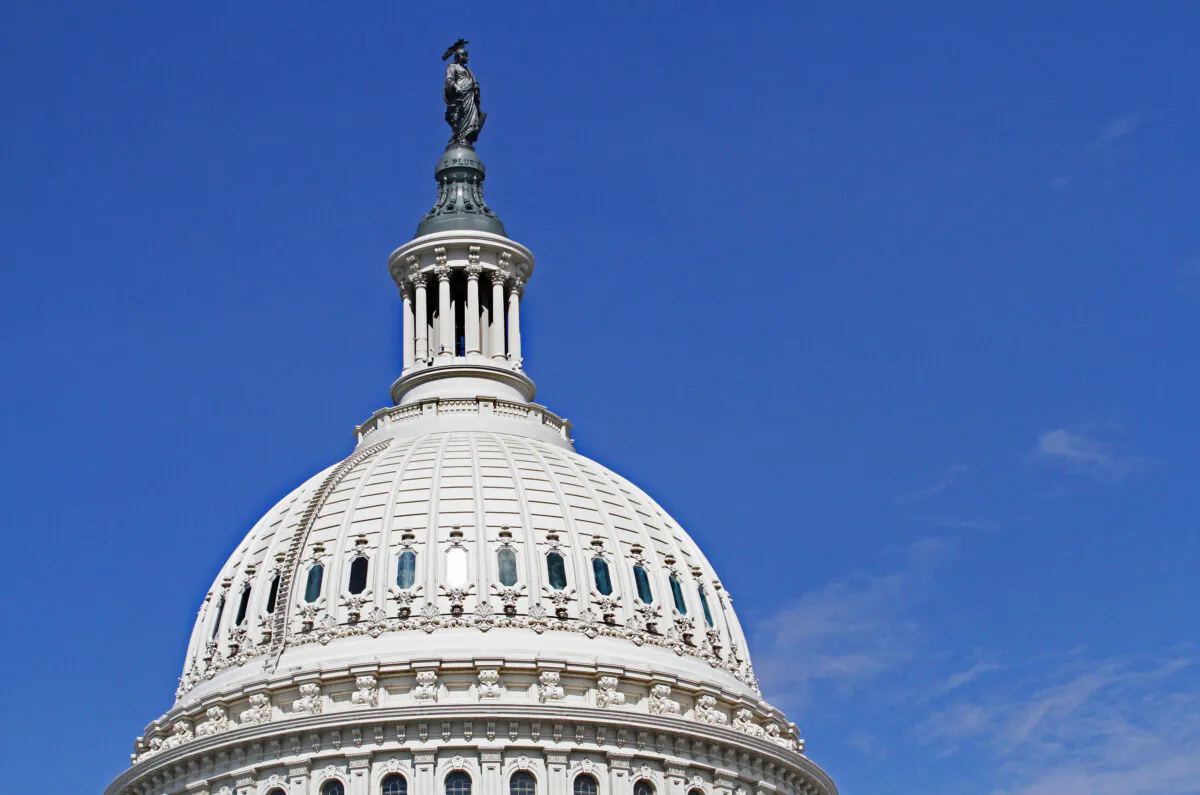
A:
[445,771,472,795]
[446,546,469,587]
[698,585,714,627]
[266,789,287,795]
[688,789,705,795]
[497,547,518,586]
[511,771,536,795]
[235,586,252,625]
[669,574,687,615]
[304,564,324,603]
[574,774,598,795]
[265,573,280,614]
[634,780,655,795]
[546,551,568,590]
[633,564,654,604]
[210,595,225,639]
[321,780,345,795]
[397,550,416,590]
[382,773,408,795]
[592,557,613,595]
[348,556,369,594]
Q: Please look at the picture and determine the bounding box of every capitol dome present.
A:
[177,423,760,707]
[108,45,837,795]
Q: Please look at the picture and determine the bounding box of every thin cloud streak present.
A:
[1029,428,1144,483]
[752,537,953,707]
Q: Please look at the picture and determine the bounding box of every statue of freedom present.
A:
[442,39,486,146]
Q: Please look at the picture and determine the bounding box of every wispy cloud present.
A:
[916,652,1200,795]
[1029,428,1144,483]
[752,537,953,707]
[900,464,970,502]
[1090,113,1142,155]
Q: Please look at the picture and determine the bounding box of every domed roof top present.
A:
[177,399,758,707]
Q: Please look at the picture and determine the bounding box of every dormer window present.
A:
[304,564,324,603]
[235,586,252,625]
[210,595,225,639]
[348,556,369,595]
[698,585,714,627]
[397,550,417,590]
[546,551,568,590]
[633,564,653,604]
[592,557,613,595]
[497,547,518,586]
[669,574,687,615]
[265,573,280,614]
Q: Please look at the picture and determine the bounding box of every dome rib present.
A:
[374,438,424,601]
[263,438,392,673]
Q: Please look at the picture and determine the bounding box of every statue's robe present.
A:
[445,62,486,144]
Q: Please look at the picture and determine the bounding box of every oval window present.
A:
[497,547,518,586]
[265,573,280,614]
[304,564,324,603]
[235,586,252,625]
[669,574,687,615]
[446,546,468,587]
[633,564,654,604]
[397,550,416,589]
[592,557,613,596]
[210,595,225,638]
[546,551,568,590]
[698,586,714,627]
[348,556,369,594]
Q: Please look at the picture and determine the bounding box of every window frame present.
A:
[669,573,687,615]
[592,556,614,596]
[396,549,417,590]
[348,555,370,595]
[304,563,325,603]
[546,550,568,591]
[632,564,654,604]
[497,546,519,587]
[510,770,537,795]
[381,772,408,795]
[573,773,600,795]
[445,770,473,795]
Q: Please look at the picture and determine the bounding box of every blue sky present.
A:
[2,2,1198,793]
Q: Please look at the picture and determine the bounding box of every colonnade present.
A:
[401,265,523,369]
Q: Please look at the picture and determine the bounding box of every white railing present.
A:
[355,397,573,443]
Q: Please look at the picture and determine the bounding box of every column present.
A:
[491,275,506,360]
[401,282,415,369]
[666,765,688,795]
[436,265,453,359]
[413,274,429,362]
[608,754,631,795]
[547,751,569,795]
[507,276,524,365]
[466,264,482,355]
[481,750,503,795]
[414,751,437,795]
[348,755,371,795]
[288,763,310,795]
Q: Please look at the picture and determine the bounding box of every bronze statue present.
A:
[442,39,486,146]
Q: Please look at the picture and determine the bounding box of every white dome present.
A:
[110,134,838,794]
[178,398,759,706]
